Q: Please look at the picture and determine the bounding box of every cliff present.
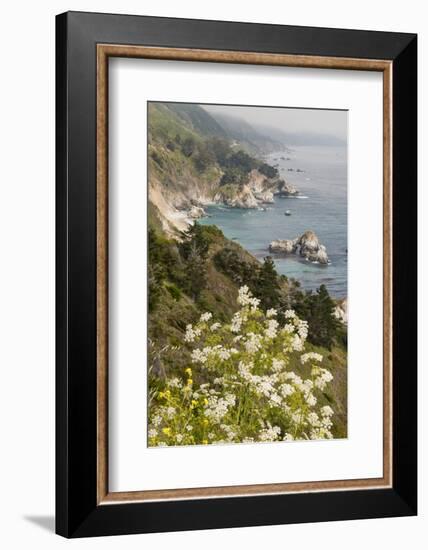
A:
[148,102,299,235]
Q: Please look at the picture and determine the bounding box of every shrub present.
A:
[166,284,182,301]
[259,162,278,179]
[148,286,335,446]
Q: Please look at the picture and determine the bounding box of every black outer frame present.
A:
[56,11,417,538]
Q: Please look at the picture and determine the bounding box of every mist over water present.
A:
[200,145,347,298]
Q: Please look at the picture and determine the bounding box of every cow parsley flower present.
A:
[321,405,334,417]
[284,309,296,319]
[266,308,277,318]
[200,312,213,322]
[301,352,323,365]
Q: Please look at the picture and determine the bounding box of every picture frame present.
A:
[56,10,417,538]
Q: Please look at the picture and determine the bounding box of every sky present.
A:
[203,104,347,144]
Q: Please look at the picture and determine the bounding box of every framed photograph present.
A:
[56,11,417,538]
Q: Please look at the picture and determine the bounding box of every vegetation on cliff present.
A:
[147,102,347,445]
[148,223,347,442]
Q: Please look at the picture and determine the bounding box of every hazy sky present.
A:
[203,104,347,143]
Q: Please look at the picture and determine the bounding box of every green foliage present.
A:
[207,137,230,166]
[224,149,258,172]
[181,135,197,157]
[178,223,210,301]
[294,285,341,349]
[165,102,228,138]
[214,247,343,350]
[220,167,248,186]
[253,256,282,310]
[148,286,338,446]
[166,283,182,301]
[193,142,216,172]
[150,149,164,167]
[259,162,279,179]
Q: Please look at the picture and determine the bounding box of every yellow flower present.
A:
[202,439,208,445]
[187,378,193,386]
[158,390,170,400]
[203,398,208,406]
[185,367,192,377]
[162,427,171,436]
[202,418,209,426]
[191,399,198,409]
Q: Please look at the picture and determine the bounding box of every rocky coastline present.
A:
[269,230,329,265]
[154,166,302,233]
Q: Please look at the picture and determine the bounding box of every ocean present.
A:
[200,145,347,298]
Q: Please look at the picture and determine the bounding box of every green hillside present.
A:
[147,102,348,445]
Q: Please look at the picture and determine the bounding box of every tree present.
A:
[225,150,257,172]
[193,142,216,172]
[258,163,278,179]
[207,137,230,166]
[179,224,210,301]
[181,136,197,157]
[148,228,166,311]
[294,284,340,349]
[253,256,281,310]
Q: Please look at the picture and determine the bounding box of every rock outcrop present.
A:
[274,180,299,197]
[188,205,206,219]
[269,238,299,254]
[254,190,275,204]
[269,230,329,265]
[298,231,329,264]
[334,298,348,324]
[215,184,260,209]
[214,169,300,210]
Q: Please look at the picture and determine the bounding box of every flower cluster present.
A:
[148,286,336,447]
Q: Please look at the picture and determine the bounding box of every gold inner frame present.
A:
[96,44,393,504]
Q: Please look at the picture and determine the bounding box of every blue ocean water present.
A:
[200,145,347,298]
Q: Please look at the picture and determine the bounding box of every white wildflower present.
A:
[279,383,294,397]
[266,308,278,318]
[272,358,285,372]
[237,285,252,306]
[305,393,317,407]
[152,414,162,427]
[191,348,208,364]
[270,393,282,406]
[301,352,323,365]
[307,412,320,426]
[291,334,304,351]
[166,377,183,389]
[284,309,296,319]
[313,368,334,390]
[184,324,202,343]
[166,406,176,418]
[210,322,221,331]
[297,319,309,340]
[321,405,334,417]
[259,423,281,442]
[264,318,279,339]
[244,332,262,354]
[200,312,213,323]
[282,323,295,334]
[231,312,243,333]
